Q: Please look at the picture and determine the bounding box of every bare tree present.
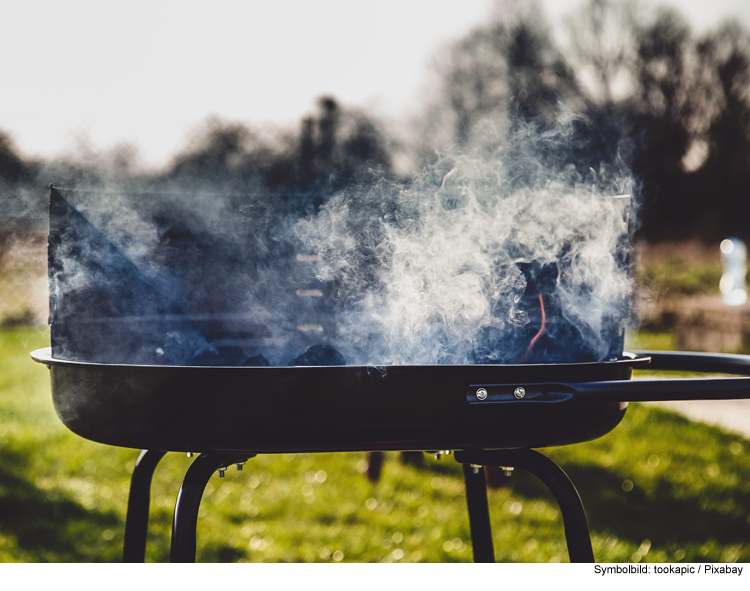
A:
[692,22,750,235]
[564,0,639,108]
[419,1,579,155]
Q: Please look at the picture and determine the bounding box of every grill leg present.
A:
[123,450,166,563]
[366,451,384,482]
[170,453,252,563]
[462,463,495,562]
[455,449,595,563]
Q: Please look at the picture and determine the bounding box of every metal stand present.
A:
[123,450,166,562]
[170,453,253,563]
[123,448,592,563]
[455,449,595,563]
[461,462,495,562]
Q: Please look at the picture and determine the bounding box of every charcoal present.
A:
[289,344,346,366]
[242,354,270,366]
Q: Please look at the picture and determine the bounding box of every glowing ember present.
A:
[520,294,546,363]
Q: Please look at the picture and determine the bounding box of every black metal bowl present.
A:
[31,348,648,453]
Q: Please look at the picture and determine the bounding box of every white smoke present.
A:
[294,122,634,365]
[47,120,636,367]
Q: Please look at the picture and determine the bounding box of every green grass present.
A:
[625,330,677,352]
[0,327,749,563]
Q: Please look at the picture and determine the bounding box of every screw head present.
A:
[513,387,526,399]
[476,388,488,400]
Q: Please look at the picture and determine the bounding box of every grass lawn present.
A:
[0,327,748,563]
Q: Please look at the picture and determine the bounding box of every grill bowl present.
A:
[32,348,647,453]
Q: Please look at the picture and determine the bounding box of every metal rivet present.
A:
[501,466,514,477]
[513,387,526,399]
[476,388,488,400]
[470,464,482,475]
[186,452,193,458]
[237,463,244,471]
[434,453,442,460]
[218,468,226,478]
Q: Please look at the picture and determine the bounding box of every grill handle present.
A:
[636,349,750,374]
[468,350,750,404]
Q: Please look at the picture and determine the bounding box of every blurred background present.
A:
[1,0,750,563]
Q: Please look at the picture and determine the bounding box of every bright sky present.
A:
[2,0,749,171]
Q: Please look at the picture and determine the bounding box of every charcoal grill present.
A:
[32,186,750,562]
[30,346,750,562]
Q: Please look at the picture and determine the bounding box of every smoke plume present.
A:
[49,120,635,366]
[294,122,634,365]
